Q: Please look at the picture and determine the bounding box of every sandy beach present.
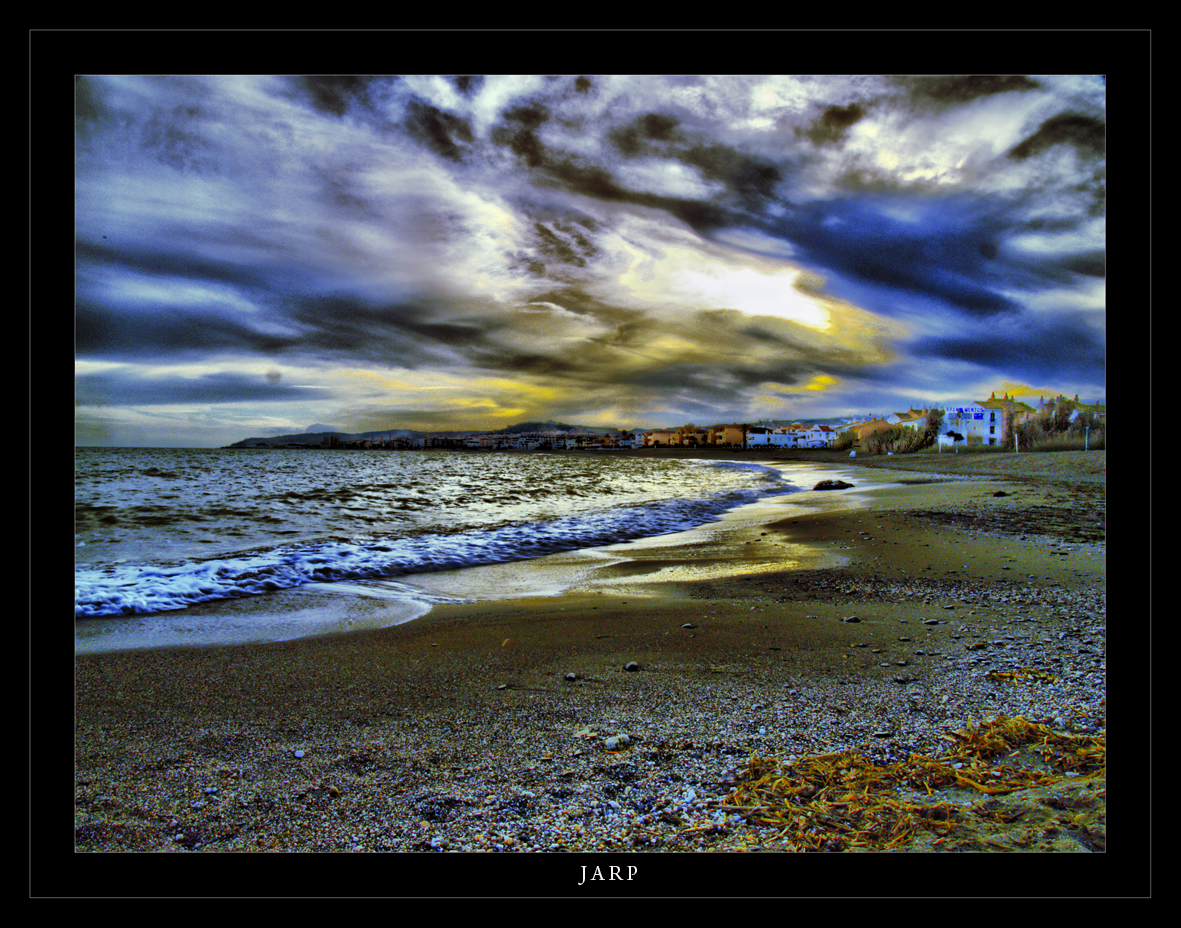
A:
[72,450,1109,877]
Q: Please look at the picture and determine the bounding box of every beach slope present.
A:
[73,451,1106,857]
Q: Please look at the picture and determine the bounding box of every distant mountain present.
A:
[493,420,584,434]
[226,430,349,448]
[225,419,627,448]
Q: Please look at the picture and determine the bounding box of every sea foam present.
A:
[75,461,796,618]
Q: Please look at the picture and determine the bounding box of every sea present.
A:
[75,447,808,653]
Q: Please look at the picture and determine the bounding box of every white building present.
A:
[799,425,837,447]
[746,428,807,448]
[942,402,1004,446]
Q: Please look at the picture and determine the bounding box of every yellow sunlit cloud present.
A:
[994,380,1080,401]
[334,368,426,393]
[344,367,574,432]
[756,373,841,404]
[806,373,840,392]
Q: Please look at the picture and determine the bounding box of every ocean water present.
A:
[75,448,802,650]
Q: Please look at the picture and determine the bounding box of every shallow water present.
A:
[75,448,807,651]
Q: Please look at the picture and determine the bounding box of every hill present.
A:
[224,420,617,448]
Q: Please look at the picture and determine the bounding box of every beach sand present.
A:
[71,450,1109,878]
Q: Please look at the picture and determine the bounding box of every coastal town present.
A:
[264,391,1104,453]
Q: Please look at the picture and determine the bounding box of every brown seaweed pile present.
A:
[721,715,1105,851]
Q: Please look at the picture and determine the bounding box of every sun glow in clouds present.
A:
[73,71,1107,445]
[611,226,831,330]
[673,266,831,329]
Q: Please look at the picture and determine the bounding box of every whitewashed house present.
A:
[942,402,1003,446]
[799,424,837,447]
[748,427,803,447]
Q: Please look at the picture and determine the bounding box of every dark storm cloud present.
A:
[75,292,294,359]
[800,103,866,146]
[769,199,1022,317]
[909,311,1105,382]
[76,265,501,366]
[901,75,1043,104]
[679,143,782,208]
[609,112,684,156]
[519,144,737,234]
[1008,112,1105,161]
[294,75,386,118]
[490,94,782,224]
[137,106,221,172]
[451,75,485,96]
[282,294,502,365]
[531,218,599,270]
[611,122,784,210]
[76,239,272,292]
[502,353,581,377]
[403,97,475,163]
[75,75,112,140]
[75,369,335,407]
[490,100,553,168]
[1055,251,1106,278]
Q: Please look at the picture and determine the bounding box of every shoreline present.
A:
[73,451,1106,861]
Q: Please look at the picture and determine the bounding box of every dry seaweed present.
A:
[721,715,1105,851]
[986,668,1060,685]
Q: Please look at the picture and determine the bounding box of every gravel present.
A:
[73,453,1106,855]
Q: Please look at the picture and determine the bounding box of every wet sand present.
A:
[68,450,1120,893]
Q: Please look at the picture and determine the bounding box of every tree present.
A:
[1069,408,1098,434]
[1050,399,1076,434]
[921,408,945,449]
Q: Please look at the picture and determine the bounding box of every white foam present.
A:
[74,591,432,654]
[75,467,800,619]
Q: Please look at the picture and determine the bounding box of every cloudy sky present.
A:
[75,72,1106,447]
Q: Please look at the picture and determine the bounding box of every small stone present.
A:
[842,616,861,623]
[565,672,577,681]
[624,662,640,672]
[293,749,305,759]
